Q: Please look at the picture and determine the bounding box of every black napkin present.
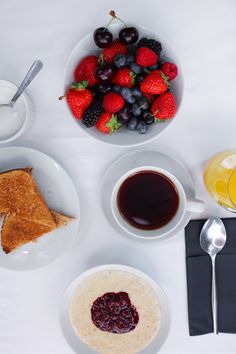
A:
[185,218,236,336]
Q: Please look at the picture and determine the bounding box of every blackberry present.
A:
[82,102,103,127]
[137,37,162,56]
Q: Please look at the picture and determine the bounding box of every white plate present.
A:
[60,264,170,354]
[101,150,194,241]
[64,23,184,147]
[0,146,80,270]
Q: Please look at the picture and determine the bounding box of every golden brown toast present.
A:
[1,214,55,254]
[50,210,74,226]
[0,168,74,253]
[1,209,73,254]
[0,168,56,228]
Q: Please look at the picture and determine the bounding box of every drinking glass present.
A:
[204,149,236,211]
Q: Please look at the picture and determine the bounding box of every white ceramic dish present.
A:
[0,146,80,270]
[60,264,170,354]
[64,23,184,147]
[0,79,35,143]
[101,150,195,241]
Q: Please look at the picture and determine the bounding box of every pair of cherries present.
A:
[93,10,139,48]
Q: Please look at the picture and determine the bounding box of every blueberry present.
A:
[117,105,131,124]
[130,63,142,74]
[142,111,154,125]
[114,54,127,68]
[113,85,121,93]
[138,98,149,110]
[132,103,142,116]
[136,73,145,84]
[132,87,142,98]
[127,44,137,55]
[121,87,132,100]
[94,83,112,94]
[127,117,138,131]
[126,54,135,65]
[136,121,148,134]
[126,95,136,104]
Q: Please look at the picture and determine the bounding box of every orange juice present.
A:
[204,150,236,211]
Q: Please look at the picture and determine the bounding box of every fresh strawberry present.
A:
[65,81,93,120]
[96,112,121,134]
[112,67,136,88]
[160,62,178,81]
[102,40,127,64]
[103,92,124,113]
[74,56,98,86]
[136,47,158,67]
[151,92,176,120]
[140,70,169,95]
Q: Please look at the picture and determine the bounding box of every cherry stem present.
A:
[153,108,159,116]
[108,10,127,28]
[98,54,105,66]
[105,15,115,29]
[115,15,127,27]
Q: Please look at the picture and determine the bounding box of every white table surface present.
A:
[1,0,236,353]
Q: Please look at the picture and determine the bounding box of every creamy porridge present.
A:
[69,270,160,354]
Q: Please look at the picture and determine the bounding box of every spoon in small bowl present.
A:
[200,217,227,334]
[0,59,43,111]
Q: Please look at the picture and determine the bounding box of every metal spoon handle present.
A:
[212,256,218,334]
[9,60,43,107]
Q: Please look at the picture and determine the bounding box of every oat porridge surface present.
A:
[69,270,161,354]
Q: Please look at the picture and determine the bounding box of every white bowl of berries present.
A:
[63,11,183,147]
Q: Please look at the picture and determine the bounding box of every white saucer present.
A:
[101,150,194,241]
[0,146,80,270]
[60,264,170,354]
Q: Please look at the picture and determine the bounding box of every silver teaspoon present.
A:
[0,60,43,109]
[200,217,226,334]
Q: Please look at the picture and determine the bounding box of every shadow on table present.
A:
[84,244,159,280]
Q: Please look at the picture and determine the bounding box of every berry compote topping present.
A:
[91,292,139,334]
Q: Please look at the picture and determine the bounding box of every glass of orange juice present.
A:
[204,149,236,211]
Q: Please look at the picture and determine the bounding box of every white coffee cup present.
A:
[111,166,205,239]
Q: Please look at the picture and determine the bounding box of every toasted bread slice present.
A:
[0,168,56,228]
[50,210,74,227]
[0,167,74,253]
[1,209,73,254]
[1,214,55,254]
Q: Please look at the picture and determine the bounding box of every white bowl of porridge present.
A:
[60,264,170,354]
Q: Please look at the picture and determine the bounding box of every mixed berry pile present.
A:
[64,11,178,135]
[91,291,139,334]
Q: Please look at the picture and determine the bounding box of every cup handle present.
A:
[186,198,205,213]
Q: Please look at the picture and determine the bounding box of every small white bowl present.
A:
[64,23,184,148]
[60,264,170,354]
[0,79,35,144]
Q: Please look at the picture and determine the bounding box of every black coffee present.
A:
[117,171,179,231]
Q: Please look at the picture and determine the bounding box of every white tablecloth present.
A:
[1,0,236,353]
